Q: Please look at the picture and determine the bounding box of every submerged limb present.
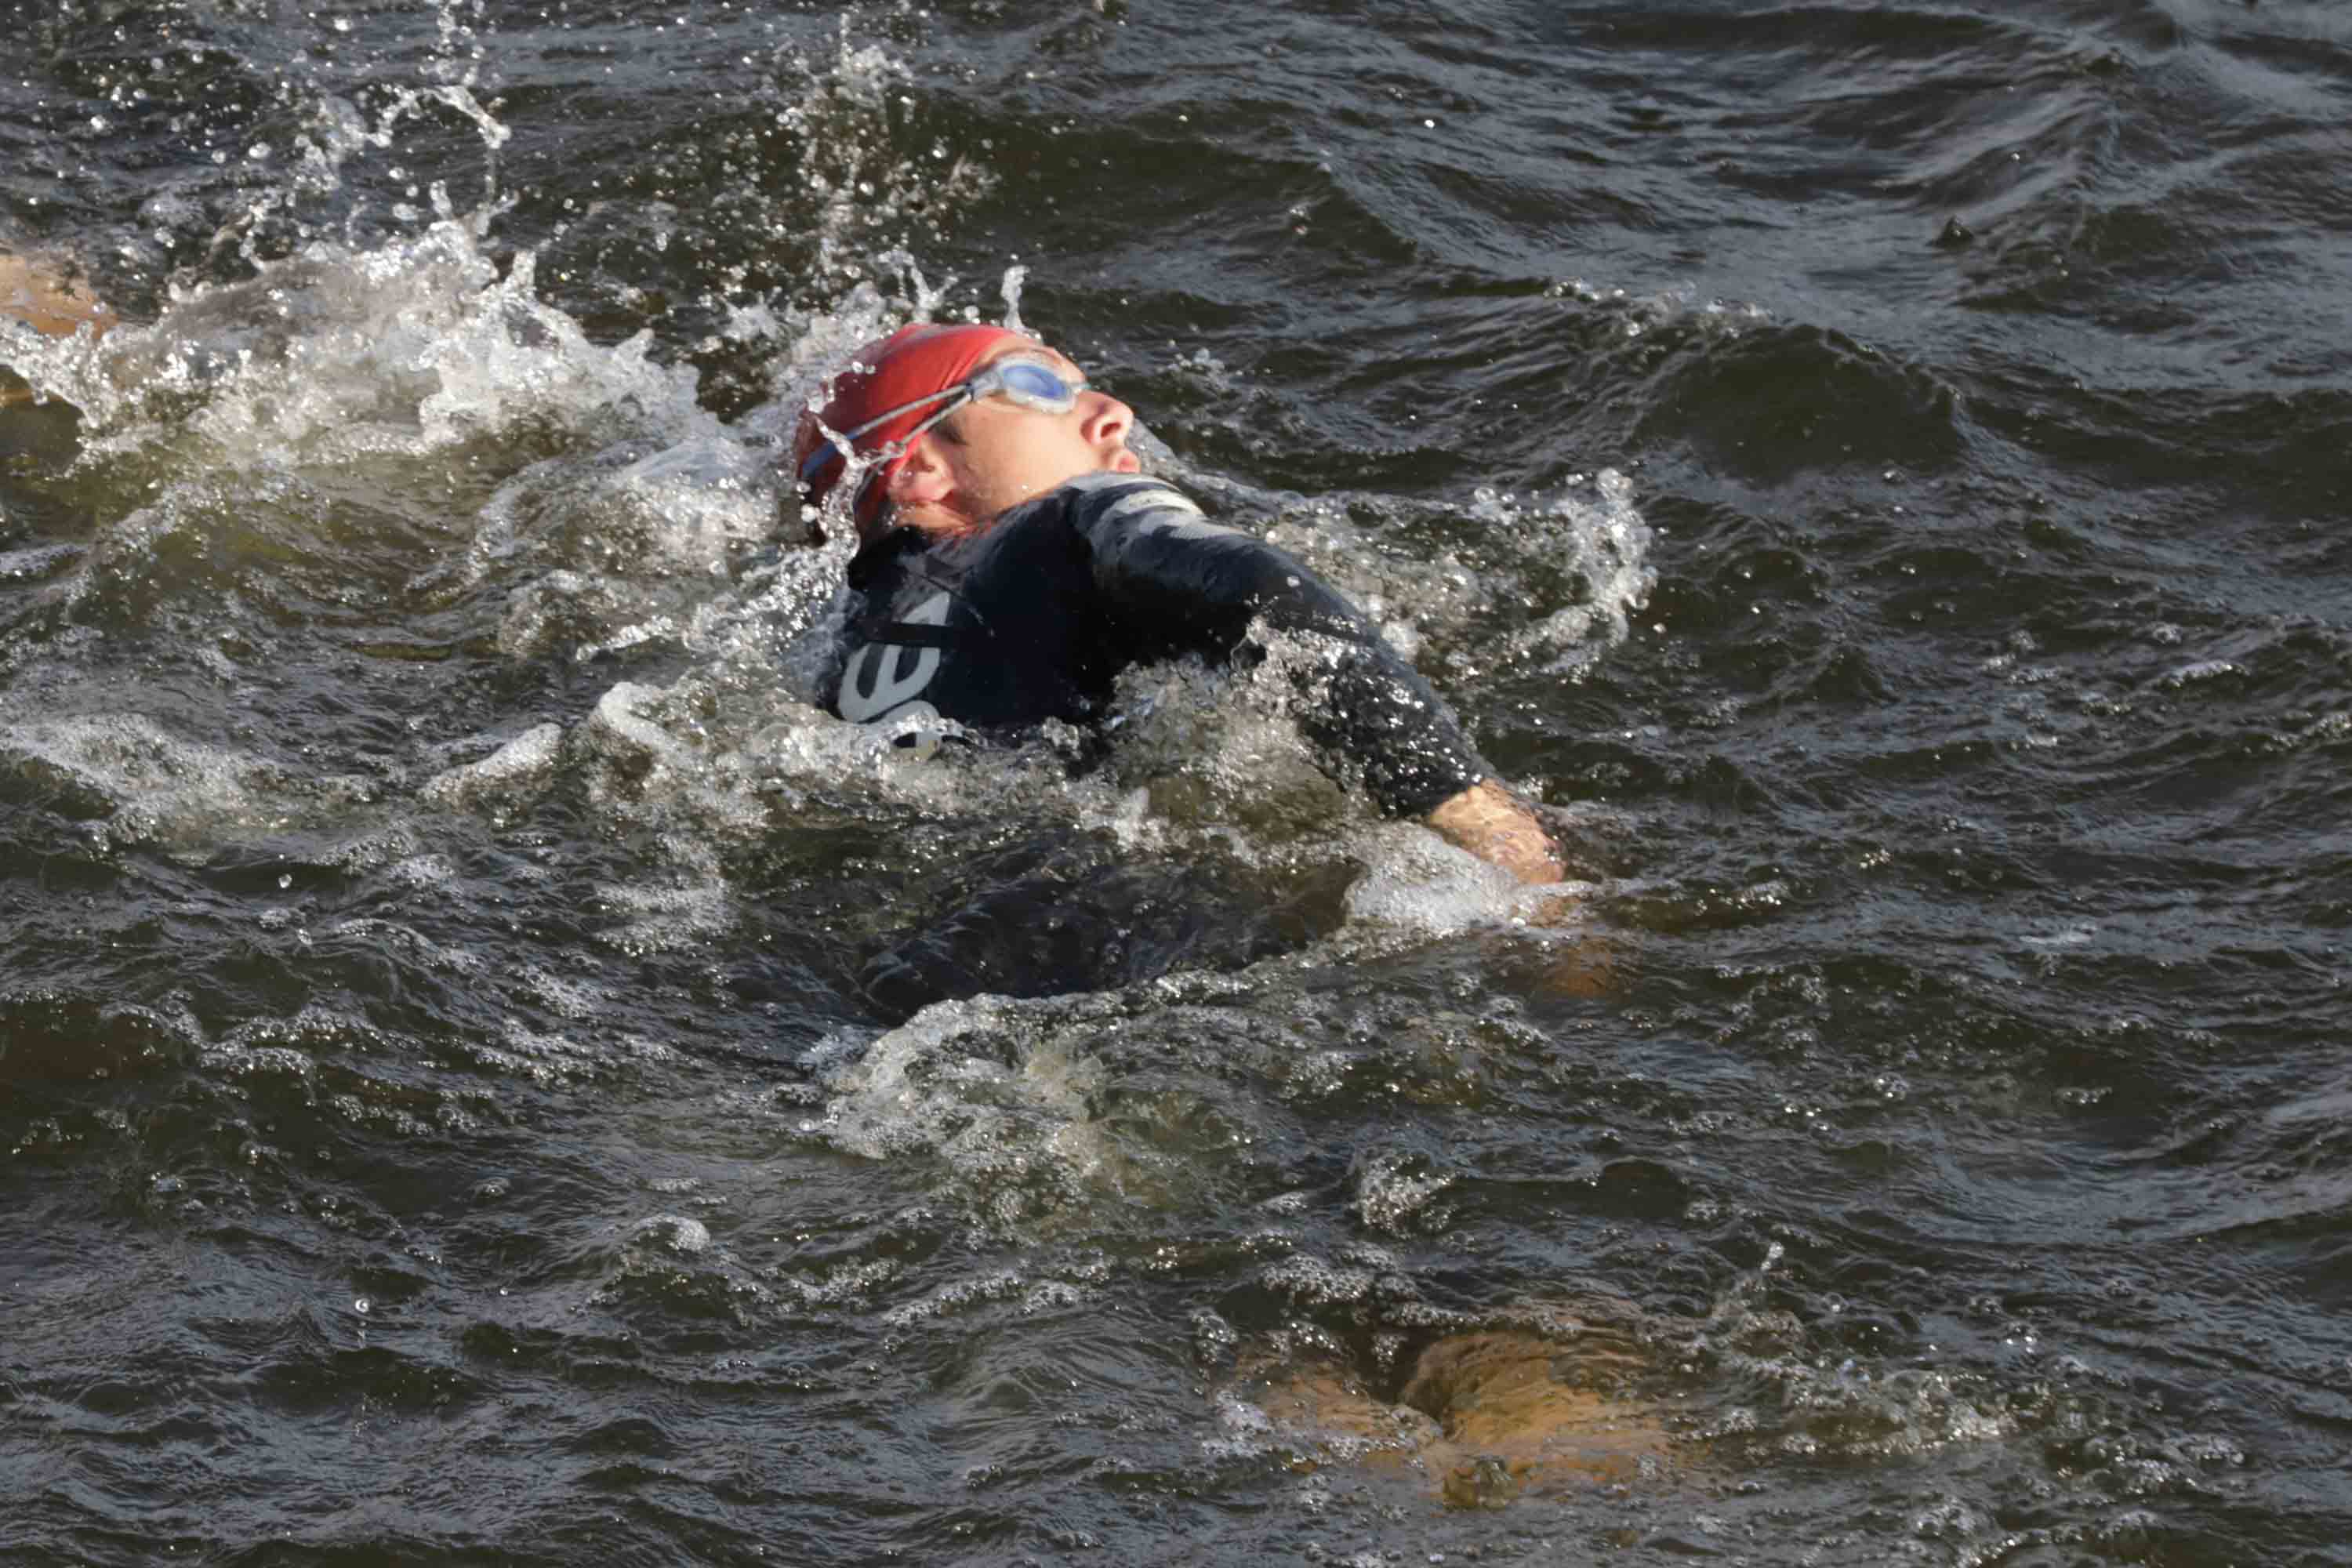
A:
[1233,1321,1678,1507]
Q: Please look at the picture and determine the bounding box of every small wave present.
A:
[1638,321,1966,482]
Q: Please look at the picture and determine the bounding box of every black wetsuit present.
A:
[822,474,1490,817]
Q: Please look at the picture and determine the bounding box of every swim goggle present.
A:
[798,352,1089,488]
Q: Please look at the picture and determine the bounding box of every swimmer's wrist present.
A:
[1426,779,1566,885]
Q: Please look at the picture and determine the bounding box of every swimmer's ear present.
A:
[880,434,984,539]
[885,434,955,511]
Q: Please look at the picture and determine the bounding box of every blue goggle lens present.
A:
[985,357,1083,410]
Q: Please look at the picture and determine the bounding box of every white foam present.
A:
[630,1214,711,1256]
[1349,1149,1458,1234]
[517,965,608,1022]
[11,209,709,477]
[471,1018,604,1086]
[0,709,371,855]
[1341,824,1521,929]
[793,993,1225,1239]
[420,722,562,815]
[1341,822,1595,934]
[804,994,1099,1163]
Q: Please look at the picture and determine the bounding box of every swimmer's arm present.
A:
[1426,779,1566,886]
[1073,481,1563,872]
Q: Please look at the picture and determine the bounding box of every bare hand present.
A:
[1425,779,1566,886]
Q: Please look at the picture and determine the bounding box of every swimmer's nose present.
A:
[1082,390,1133,453]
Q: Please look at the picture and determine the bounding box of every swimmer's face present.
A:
[914,343,1138,531]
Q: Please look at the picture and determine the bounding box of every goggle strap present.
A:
[844,399,969,511]
[800,355,1084,488]
[799,383,976,483]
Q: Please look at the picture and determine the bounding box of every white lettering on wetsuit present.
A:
[1063,479,1251,545]
[838,590,949,733]
[1087,485,1241,544]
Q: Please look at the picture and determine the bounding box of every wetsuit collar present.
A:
[845,524,935,590]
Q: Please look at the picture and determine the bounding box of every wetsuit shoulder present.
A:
[1056,474,1363,643]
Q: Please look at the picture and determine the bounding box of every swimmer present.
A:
[1,277,1565,885]
[797,324,1566,885]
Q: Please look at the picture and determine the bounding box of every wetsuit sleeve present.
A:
[1064,477,1490,818]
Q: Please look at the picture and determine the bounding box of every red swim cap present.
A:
[793,321,1034,534]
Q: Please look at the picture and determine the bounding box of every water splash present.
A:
[1470,467,1656,676]
[999,263,1029,334]
[796,993,1132,1237]
[775,18,996,296]
[7,202,703,479]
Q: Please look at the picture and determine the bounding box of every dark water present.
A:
[5,1,2351,1563]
